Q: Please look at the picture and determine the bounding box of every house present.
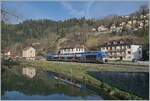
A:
[139,22,144,28]
[128,21,132,25]
[2,49,16,58]
[100,39,142,61]
[133,20,137,24]
[97,25,109,32]
[4,50,11,57]
[59,45,85,54]
[110,24,116,32]
[22,46,36,60]
[92,28,96,31]
[120,22,126,26]
[22,67,36,78]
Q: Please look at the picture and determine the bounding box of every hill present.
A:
[1,5,149,58]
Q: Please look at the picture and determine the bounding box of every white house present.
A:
[110,24,116,32]
[92,28,96,31]
[128,21,132,25]
[59,45,85,54]
[22,46,36,60]
[4,50,11,57]
[97,25,108,32]
[100,39,142,61]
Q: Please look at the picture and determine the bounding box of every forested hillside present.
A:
[1,5,149,58]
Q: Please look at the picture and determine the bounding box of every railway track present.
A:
[46,60,149,67]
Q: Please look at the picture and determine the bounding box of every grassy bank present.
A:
[21,60,147,100]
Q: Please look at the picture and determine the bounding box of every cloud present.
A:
[86,1,95,18]
[61,2,85,17]
[60,1,95,18]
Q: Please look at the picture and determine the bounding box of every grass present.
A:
[21,60,148,100]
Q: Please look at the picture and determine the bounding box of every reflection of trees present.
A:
[2,68,91,98]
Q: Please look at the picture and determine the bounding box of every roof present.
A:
[100,39,139,47]
[23,46,35,51]
[2,48,12,53]
[59,42,86,49]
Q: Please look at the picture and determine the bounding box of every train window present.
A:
[128,45,131,48]
[86,55,96,60]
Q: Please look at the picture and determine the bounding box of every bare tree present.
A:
[1,7,23,23]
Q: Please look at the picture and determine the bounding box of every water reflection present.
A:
[22,67,36,78]
[88,71,149,99]
[1,67,103,100]
[2,91,102,100]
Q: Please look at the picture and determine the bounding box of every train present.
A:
[47,51,108,63]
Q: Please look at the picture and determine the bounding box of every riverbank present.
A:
[21,60,149,100]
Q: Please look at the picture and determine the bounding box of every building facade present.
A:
[4,50,11,57]
[59,46,85,54]
[22,46,36,60]
[100,39,142,61]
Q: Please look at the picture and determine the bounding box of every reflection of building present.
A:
[2,49,16,58]
[22,67,36,78]
[22,46,35,60]
[100,39,142,61]
[59,45,85,54]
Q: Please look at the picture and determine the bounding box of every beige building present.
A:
[4,50,11,57]
[22,46,35,60]
[100,39,142,61]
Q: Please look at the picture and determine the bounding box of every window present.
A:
[127,45,131,49]
[128,51,131,54]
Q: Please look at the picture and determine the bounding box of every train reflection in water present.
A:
[47,51,108,63]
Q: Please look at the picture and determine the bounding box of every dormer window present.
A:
[121,41,124,44]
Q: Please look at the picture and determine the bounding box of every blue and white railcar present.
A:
[47,51,108,63]
[80,51,108,63]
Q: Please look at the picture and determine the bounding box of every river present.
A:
[1,67,105,100]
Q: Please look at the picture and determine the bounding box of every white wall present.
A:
[22,47,35,60]
[131,45,142,60]
[60,48,85,54]
[101,45,142,61]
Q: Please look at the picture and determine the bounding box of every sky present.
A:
[2,0,149,24]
